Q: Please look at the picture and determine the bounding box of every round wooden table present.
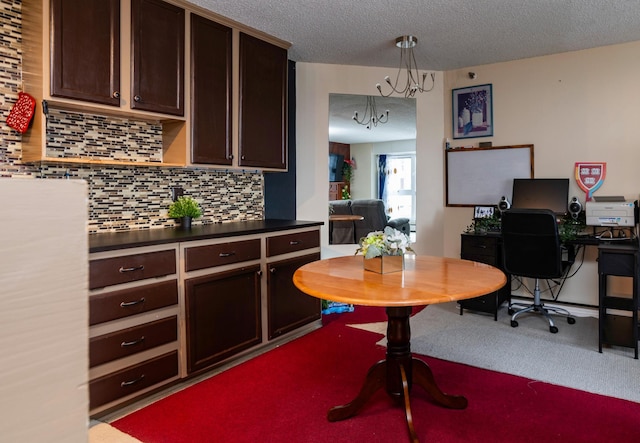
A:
[293,254,506,443]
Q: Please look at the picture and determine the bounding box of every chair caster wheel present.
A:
[567,317,576,325]
[550,326,559,333]
[511,320,518,328]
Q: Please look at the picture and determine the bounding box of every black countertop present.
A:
[89,219,324,253]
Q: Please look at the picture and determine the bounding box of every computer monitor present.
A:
[510,178,570,215]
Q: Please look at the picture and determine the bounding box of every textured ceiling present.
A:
[189,0,640,70]
[329,94,417,144]
[188,0,640,143]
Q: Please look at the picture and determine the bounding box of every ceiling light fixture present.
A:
[377,35,435,98]
[353,95,389,129]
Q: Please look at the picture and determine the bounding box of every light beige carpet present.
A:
[89,423,142,443]
[357,302,640,403]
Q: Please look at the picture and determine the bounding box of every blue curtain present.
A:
[378,154,387,200]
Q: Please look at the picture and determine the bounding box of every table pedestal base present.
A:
[327,307,467,442]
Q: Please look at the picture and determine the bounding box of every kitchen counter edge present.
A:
[89,220,324,253]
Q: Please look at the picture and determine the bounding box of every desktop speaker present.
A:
[568,196,582,219]
[498,196,511,213]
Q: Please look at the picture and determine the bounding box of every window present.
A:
[380,154,416,228]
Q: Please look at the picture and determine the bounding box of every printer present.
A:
[585,197,637,226]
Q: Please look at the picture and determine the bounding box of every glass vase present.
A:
[363,254,404,274]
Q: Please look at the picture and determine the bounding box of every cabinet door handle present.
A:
[218,252,236,257]
[119,265,144,273]
[228,154,234,160]
[120,297,146,308]
[257,270,263,277]
[289,240,302,245]
[112,91,120,99]
[121,336,145,347]
[120,374,145,387]
[134,95,141,102]
[270,267,276,274]
[241,155,245,160]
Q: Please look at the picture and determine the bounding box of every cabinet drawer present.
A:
[461,235,498,256]
[90,249,176,289]
[266,230,320,257]
[185,239,261,271]
[90,316,178,367]
[598,249,637,277]
[89,280,178,325]
[89,351,178,409]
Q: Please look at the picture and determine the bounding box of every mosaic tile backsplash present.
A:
[40,164,264,233]
[0,0,264,233]
[46,109,164,163]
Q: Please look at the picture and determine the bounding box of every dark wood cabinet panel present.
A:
[131,0,185,116]
[185,265,262,373]
[459,234,511,320]
[89,280,178,325]
[329,182,344,201]
[184,238,260,271]
[238,33,287,169]
[50,0,120,105]
[89,351,178,409]
[89,249,176,289]
[598,245,639,358]
[190,14,232,165]
[268,253,321,339]
[266,230,320,257]
[89,316,178,367]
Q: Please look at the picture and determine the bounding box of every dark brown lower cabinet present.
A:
[185,265,262,374]
[89,351,178,409]
[459,233,511,320]
[268,253,321,339]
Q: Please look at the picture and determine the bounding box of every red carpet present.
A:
[114,306,640,442]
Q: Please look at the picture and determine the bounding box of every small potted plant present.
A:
[355,226,413,273]
[168,196,202,229]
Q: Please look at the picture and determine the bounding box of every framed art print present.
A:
[453,83,493,139]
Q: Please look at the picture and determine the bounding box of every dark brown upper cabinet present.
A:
[50,0,121,106]
[190,14,232,165]
[131,0,185,116]
[238,33,287,170]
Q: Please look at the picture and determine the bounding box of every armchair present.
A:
[350,199,410,242]
[328,199,410,244]
[501,208,576,333]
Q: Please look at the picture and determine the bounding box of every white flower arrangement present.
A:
[356,226,413,259]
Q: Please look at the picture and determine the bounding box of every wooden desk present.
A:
[293,255,506,442]
[328,214,364,222]
[328,214,363,244]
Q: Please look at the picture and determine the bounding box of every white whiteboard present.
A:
[446,145,534,206]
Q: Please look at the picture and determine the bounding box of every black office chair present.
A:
[501,208,576,333]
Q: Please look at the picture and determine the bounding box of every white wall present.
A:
[349,142,374,200]
[1,179,88,442]
[442,41,640,305]
[296,63,445,258]
[297,41,640,306]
